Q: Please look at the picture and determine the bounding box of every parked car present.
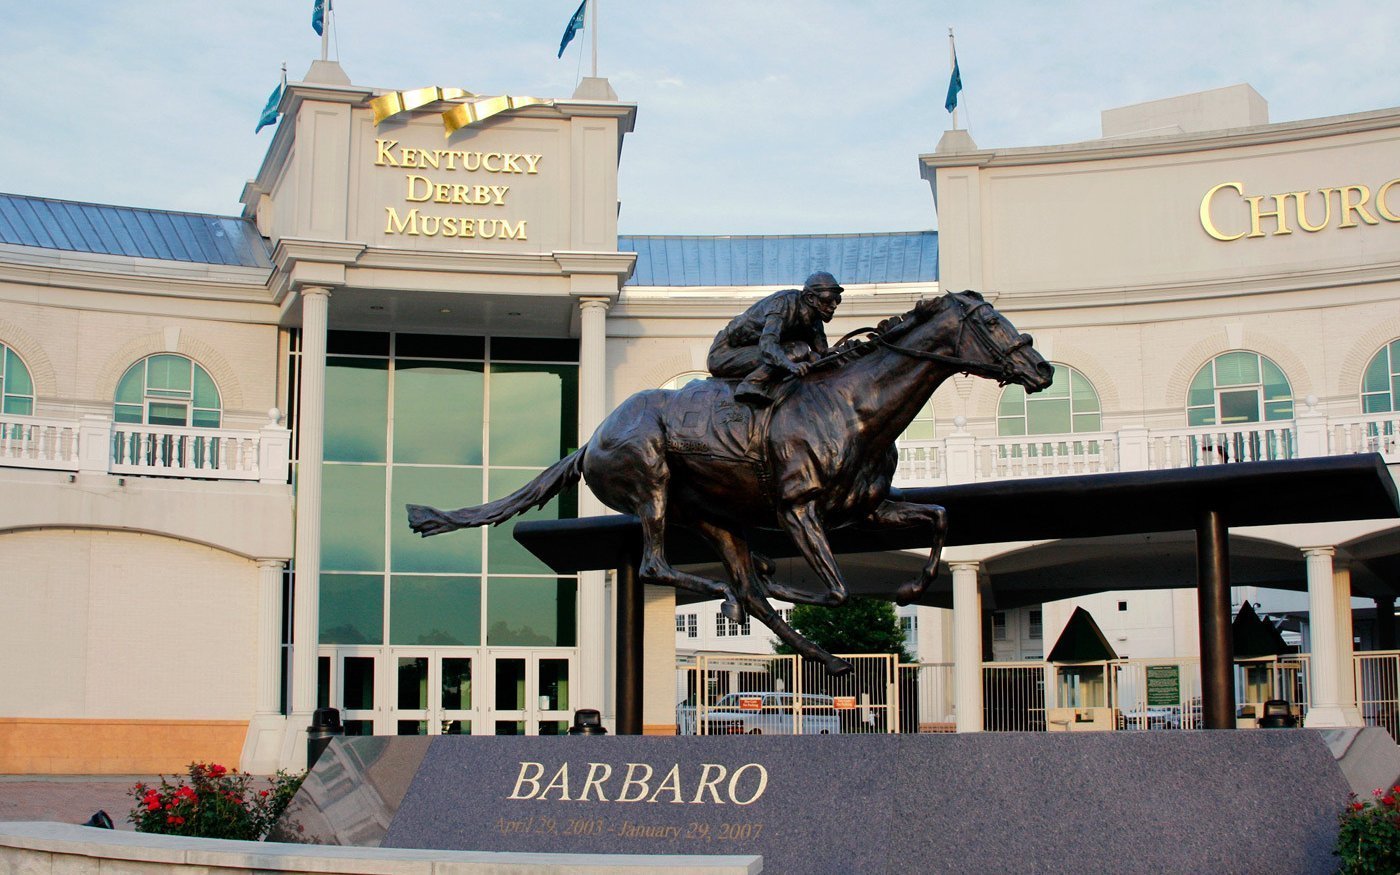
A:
[678,692,841,735]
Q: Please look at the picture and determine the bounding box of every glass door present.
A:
[319,649,383,735]
[390,649,478,735]
[489,651,576,735]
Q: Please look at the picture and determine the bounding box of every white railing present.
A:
[1355,650,1400,742]
[0,412,289,483]
[895,407,1396,485]
[0,414,80,470]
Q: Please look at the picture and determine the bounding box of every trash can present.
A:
[568,708,608,735]
[307,707,343,768]
[1258,699,1298,729]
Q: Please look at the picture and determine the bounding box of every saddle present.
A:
[662,377,797,474]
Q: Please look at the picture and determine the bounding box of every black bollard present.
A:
[307,707,343,768]
[81,810,114,829]
[568,708,608,735]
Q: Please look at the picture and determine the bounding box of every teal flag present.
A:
[557,0,586,58]
[312,0,325,36]
[256,80,283,134]
[944,55,962,113]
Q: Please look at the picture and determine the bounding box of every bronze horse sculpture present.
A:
[408,290,1052,674]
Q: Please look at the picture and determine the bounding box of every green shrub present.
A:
[128,762,303,840]
[1336,786,1400,874]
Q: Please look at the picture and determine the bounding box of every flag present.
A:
[256,78,283,134]
[312,0,325,36]
[944,54,962,113]
[557,0,586,59]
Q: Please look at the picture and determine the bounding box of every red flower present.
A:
[175,786,196,801]
[166,815,185,825]
[208,764,227,777]
[258,790,269,798]
[1352,802,1365,812]
[143,791,162,811]
[1384,795,1395,806]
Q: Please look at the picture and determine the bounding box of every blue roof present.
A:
[619,231,937,286]
[0,193,271,269]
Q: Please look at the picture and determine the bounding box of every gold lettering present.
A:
[434,149,454,170]
[472,185,493,205]
[690,764,728,804]
[524,154,542,174]
[502,154,523,173]
[579,763,612,801]
[458,218,476,237]
[375,139,400,167]
[1378,178,1400,222]
[1200,182,1247,241]
[508,762,544,800]
[479,219,497,239]
[462,151,482,171]
[497,219,527,240]
[1245,193,1292,237]
[434,183,452,204]
[538,763,571,801]
[727,764,768,805]
[384,206,420,235]
[648,765,684,804]
[401,148,420,169]
[1338,185,1380,228]
[418,150,440,170]
[441,216,458,236]
[419,215,441,236]
[1291,189,1334,232]
[452,184,469,204]
[617,763,652,803]
[490,185,509,205]
[404,175,433,202]
[482,152,504,172]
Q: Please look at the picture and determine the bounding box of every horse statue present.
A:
[408,290,1052,674]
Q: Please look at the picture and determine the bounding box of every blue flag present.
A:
[312,0,324,36]
[256,79,283,134]
[557,0,586,58]
[944,55,962,113]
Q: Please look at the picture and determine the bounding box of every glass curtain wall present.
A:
[315,330,579,735]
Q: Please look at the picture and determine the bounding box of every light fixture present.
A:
[439,308,452,314]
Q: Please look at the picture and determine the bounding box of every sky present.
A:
[3,1,1399,236]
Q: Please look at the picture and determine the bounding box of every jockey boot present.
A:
[734,379,774,407]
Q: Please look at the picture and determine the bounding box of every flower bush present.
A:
[1336,786,1400,874]
[128,762,304,841]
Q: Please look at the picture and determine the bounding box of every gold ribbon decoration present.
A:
[370,86,555,136]
[370,86,473,126]
[442,95,554,137]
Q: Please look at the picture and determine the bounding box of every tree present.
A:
[775,598,912,663]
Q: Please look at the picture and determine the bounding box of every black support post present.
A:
[615,559,644,735]
[1196,508,1235,729]
[1376,596,1397,652]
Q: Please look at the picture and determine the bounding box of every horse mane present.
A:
[818,293,953,370]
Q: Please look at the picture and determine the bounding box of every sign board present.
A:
[737,696,763,711]
[1146,665,1181,707]
[832,696,857,710]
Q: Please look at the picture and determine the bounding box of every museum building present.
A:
[0,62,1396,772]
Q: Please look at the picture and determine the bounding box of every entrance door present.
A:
[489,652,576,735]
[318,649,384,735]
[390,649,478,736]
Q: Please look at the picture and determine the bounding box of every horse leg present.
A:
[692,520,852,676]
[860,499,947,605]
[762,500,850,607]
[633,492,743,620]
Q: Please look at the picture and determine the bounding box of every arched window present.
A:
[113,354,221,427]
[662,371,708,391]
[1,343,35,415]
[1186,351,1292,426]
[997,364,1101,436]
[902,398,936,441]
[1362,339,1400,413]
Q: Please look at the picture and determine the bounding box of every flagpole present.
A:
[590,0,598,78]
[948,28,958,131]
[321,0,331,61]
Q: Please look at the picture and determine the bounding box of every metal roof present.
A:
[619,231,937,287]
[0,193,272,268]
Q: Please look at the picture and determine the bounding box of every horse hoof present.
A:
[894,580,924,606]
[720,598,746,624]
[826,657,854,677]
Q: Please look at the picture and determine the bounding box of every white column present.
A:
[952,561,982,732]
[1333,561,1361,717]
[241,558,289,773]
[577,297,611,721]
[286,287,331,763]
[1303,547,1364,727]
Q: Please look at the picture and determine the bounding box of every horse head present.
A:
[898,291,1053,392]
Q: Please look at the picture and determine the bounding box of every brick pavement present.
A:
[0,776,158,830]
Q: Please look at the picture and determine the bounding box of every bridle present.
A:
[871,293,1033,386]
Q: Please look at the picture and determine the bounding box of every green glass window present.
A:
[1186,352,1293,426]
[112,354,221,427]
[1,345,35,415]
[1362,340,1400,413]
[997,364,1101,436]
[321,464,386,571]
[393,361,484,464]
[488,364,578,466]
[320,574,384,644]
[486,468,576,575]
[901,398,936,441]
[390,575,482,645]
[391,465,483,573]
[487,577,577,647]
[325,357,388,461]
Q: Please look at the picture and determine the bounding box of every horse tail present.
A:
[406,444,587,535]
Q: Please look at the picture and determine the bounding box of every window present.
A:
[1118,600,1128,612]
[663,371,708,391]
[1186,351,1292,426]
[900,398,936,441]
[1362,339,1400,413]
[899,615,916,633]
[997,364,1100,436]
[715,613,750,637]
[1028,609,1043,640]
[114,354,221,427]
[0,343,34,415]
[675,613,697,638]
[992,611,1008,641]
